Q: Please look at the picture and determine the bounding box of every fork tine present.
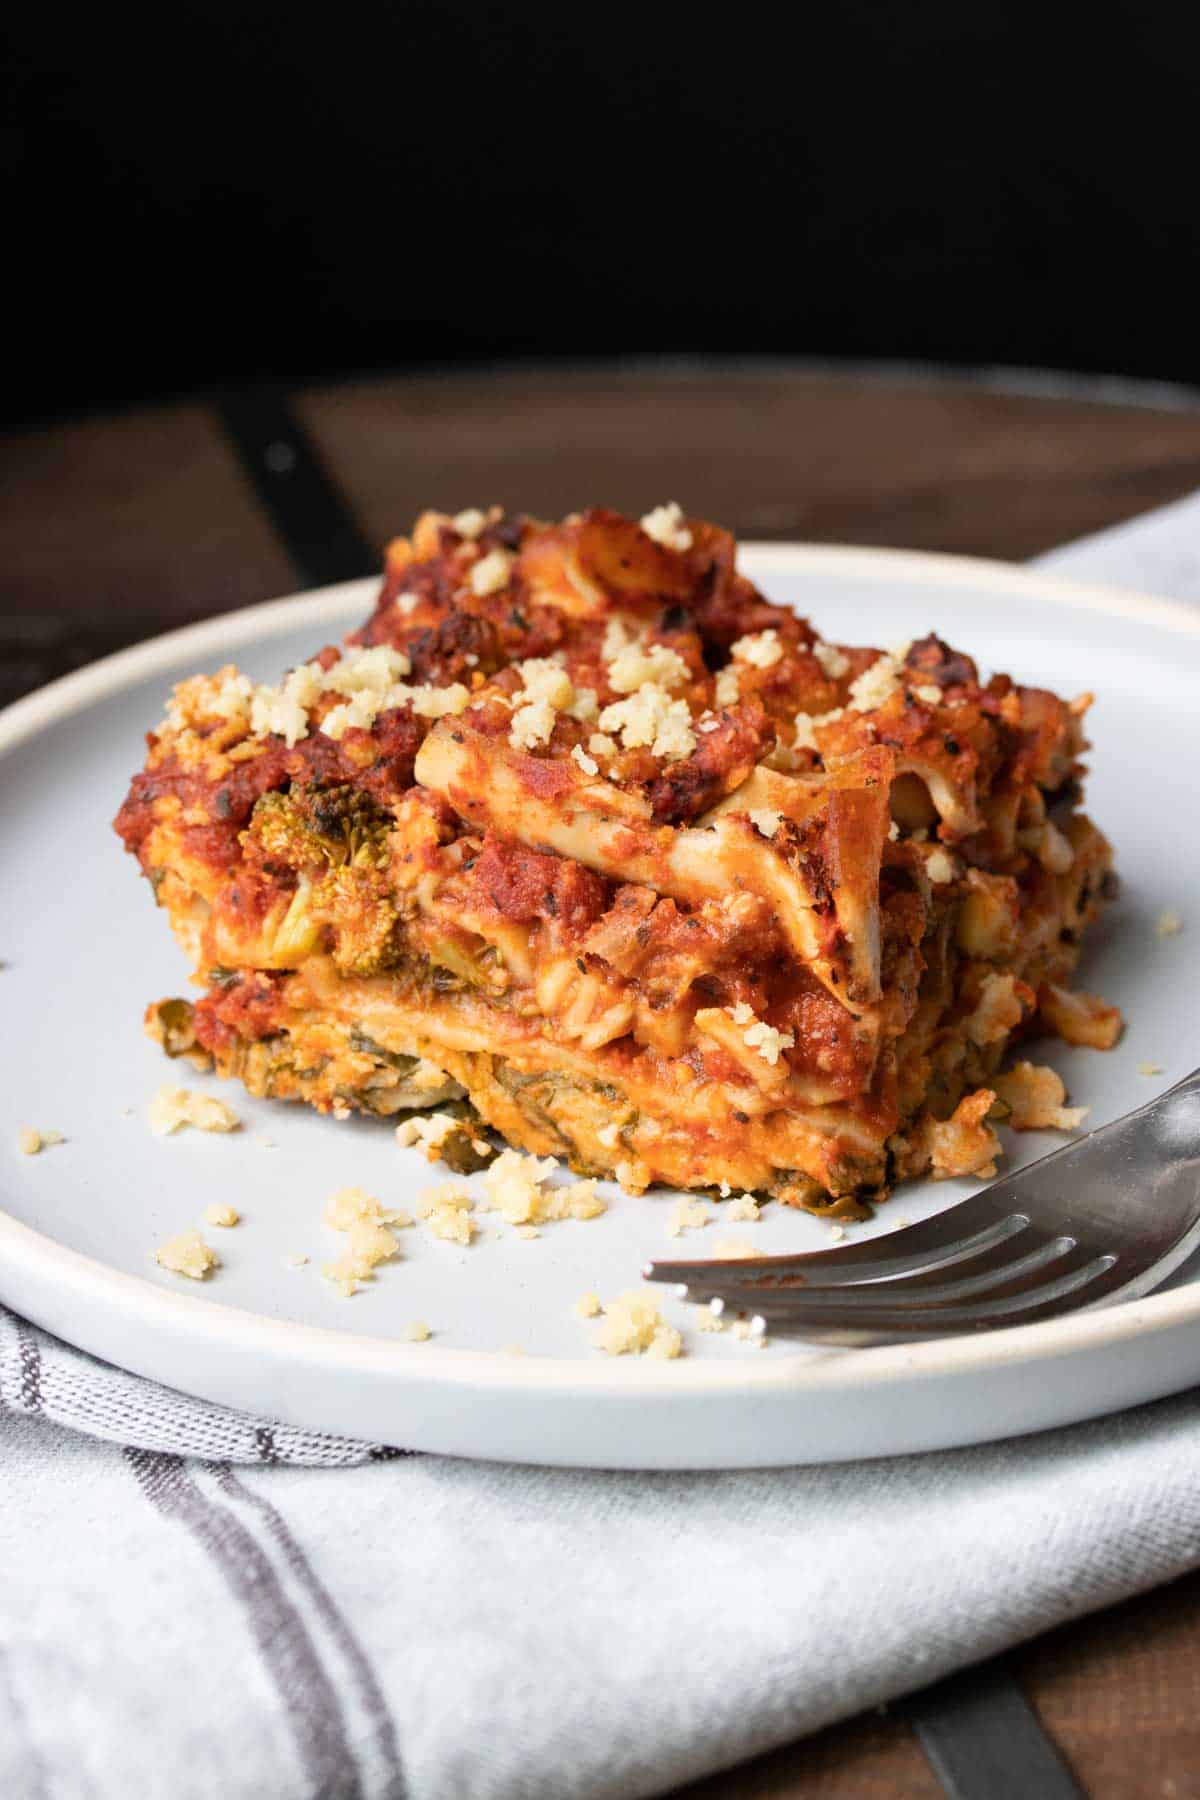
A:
[720,1251,1119,1335]
[702,1234,1088,1313]
[644,1209,1032,1292]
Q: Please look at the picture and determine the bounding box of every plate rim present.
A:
[4,539,1199,1404]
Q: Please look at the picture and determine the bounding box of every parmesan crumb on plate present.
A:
[1157,909,1183,939]
[321,1186,406,1295]
[573,1292,602,1319]
[666,1196,709,1238]
[591,1290,683,1359]
[155,1230,219,1280]
[1138,1061,1165,1076]
[148,1086,240,1136]
[203,1203,240,1228]
[414,1180,478,1245]
[17,1126,64,1156]
[481,1150,607,1229]
[403,1320,432,1343]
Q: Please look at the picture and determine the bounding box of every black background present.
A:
[5,4,1197,427]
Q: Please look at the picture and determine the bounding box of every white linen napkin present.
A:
[5,491,1200,1800]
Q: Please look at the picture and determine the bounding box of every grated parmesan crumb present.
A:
[395,1112,460,1158]
[516,656,574,710]
[598,683,696,762]
[714,666,740,708]
[748,808,783,839]
[731,629,783,670]
[695,1309,725,1333]
[812,640,850,679]
[571,743,599,776]
[468,547,513,597]
[640,502,692,552]
[509,697,557,751]
[452,507,488,539]
[667,1196,709,1238]
[284,1253,309,1269]
[713,1238,758,1260]
[912,683,943,705]
[203,1203,240,1228]
[606,641,689,694]
[321,1186,405,1294]
[725,1193,760,1222]
[848,652,903,713]
[1138,1061,1165,1076]
[1157,910,1183,940]
[18,1126,64,1156]
[414,1180,478,1245]
[592,1289,683,1358]
[148,1087,240,1136]
[573,1292,602,1319]
[403,1320,432,1343]
[742,1020,795,1066]
[155,1230,218,1281]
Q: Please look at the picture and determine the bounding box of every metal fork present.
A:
[643,1069,1200,1344]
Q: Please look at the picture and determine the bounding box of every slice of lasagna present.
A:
[114,505,1120,1210]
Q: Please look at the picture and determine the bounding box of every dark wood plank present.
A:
[297,365,1200,562]
[1014,1566,1200,1799]
[0,403,299,706]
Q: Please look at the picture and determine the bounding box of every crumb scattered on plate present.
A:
[666,1196,709,1237]
[415,1180,478,1244]
[1138,1061,1165,1076]
[591,1290,682,1359]
[480,1151,606,1229]
[155,1230,218,1280]
[1157,910,1183,940]
[203,1203,240,1228]
[573,1292,601,1319]
[148,1086,239,1136]
[17,1127,64,1156]
[283,1253,309,1269]
[403,1320,431,1343]
[322,1186,406,1294]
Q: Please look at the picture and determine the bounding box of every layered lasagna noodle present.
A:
[115,505,1120,1210]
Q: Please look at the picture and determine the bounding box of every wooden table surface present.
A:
[4,362,1200,1796]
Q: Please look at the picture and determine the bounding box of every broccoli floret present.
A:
[243,784,393,873]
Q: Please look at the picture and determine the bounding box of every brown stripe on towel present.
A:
[125,1449,364,1799]
[216,1465,407,1798]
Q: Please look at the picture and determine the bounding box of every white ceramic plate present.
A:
[2,546,1198,1468]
